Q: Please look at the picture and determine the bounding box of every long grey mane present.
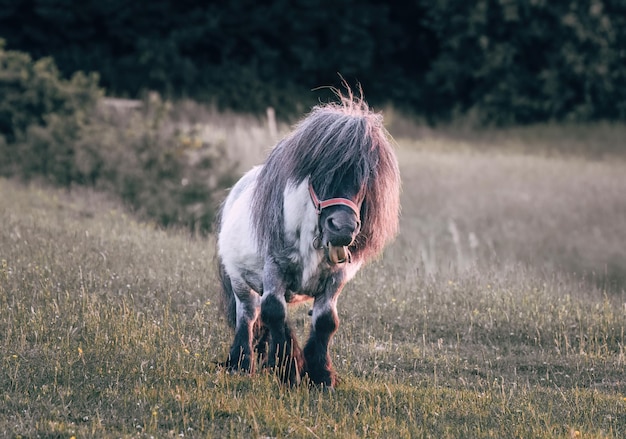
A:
[251,91,401,263]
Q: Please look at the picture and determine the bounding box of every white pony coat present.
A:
[218,165,362,301]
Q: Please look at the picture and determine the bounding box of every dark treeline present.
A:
[1,0,625,124]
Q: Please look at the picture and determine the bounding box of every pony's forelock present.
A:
[314,79,371,117]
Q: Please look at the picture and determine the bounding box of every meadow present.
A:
[1,116,626,438]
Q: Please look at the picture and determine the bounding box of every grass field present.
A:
[1,125,626,438]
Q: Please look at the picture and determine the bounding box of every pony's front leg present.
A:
[260,260,303,385]
[303,275,344,388]
[226,281,260,373]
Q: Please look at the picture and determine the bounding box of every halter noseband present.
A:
[308,183,361,221]
[309,182,361,264]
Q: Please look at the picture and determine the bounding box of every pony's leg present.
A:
[225,281,260,373]
[303,276,345,388]
[253,320,270,365]
[260,261,303,385]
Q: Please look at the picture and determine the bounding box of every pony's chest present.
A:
[279,246,328,296]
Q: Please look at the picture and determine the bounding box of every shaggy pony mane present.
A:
[251,88,400,263]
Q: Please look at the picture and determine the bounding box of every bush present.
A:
[421,0,626,125]
[77,97,237,233]
[0,41,236,233]
[0,39,101,180]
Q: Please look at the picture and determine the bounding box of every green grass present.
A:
[1,128,626,438]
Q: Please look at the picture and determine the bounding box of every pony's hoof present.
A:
[219,356,253,374]
[270,363,301,387]
[305,371,338,390]
[308,381,336,392]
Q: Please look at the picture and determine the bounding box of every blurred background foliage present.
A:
[1,0,625,233]
[0,41,236,233]
[1,0,624,124]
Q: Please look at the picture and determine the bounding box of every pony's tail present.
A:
[218,261,237,329]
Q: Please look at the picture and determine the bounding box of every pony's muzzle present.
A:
[324,211,360,247]
[321,210,359,264]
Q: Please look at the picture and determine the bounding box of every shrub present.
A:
[76,98,237,233]
[0,39,101,180]
[0,41,236,233]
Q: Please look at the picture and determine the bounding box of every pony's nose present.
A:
[325,211,359,246]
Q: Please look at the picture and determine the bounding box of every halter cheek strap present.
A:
[308,183,361,221]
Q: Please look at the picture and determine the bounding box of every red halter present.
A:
[308,183,361,221]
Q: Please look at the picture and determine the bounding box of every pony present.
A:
[217,89,400,388]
